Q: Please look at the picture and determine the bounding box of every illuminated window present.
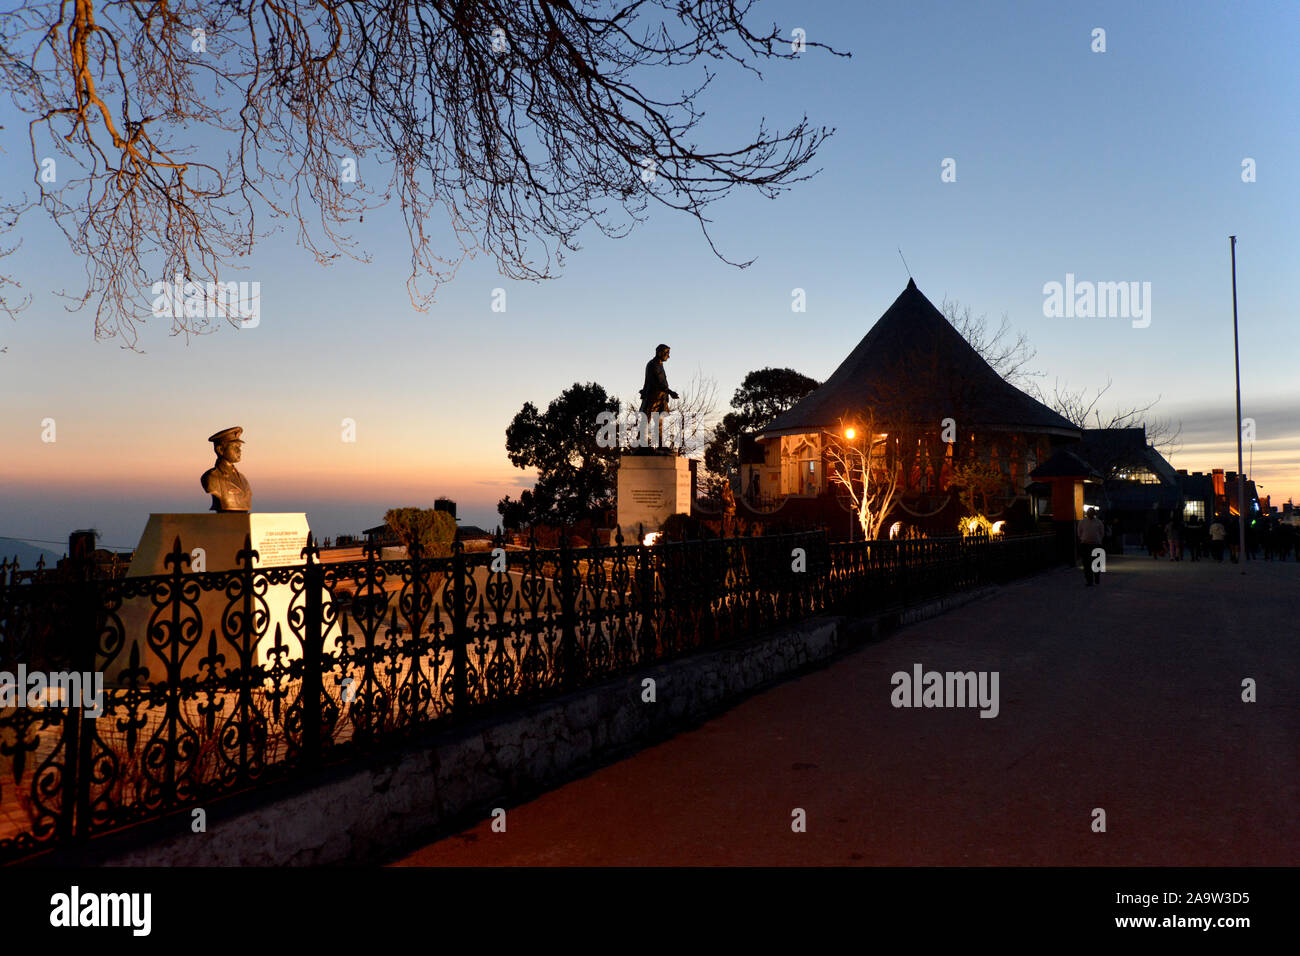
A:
[1183,501,1205,520]
[1114,467,1160,484]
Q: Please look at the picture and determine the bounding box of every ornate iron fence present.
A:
[0,529,1057,862]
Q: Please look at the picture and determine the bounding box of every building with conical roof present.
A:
[739,280,1082,537]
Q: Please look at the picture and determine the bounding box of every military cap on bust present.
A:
[208,426,244,445]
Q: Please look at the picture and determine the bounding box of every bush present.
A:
[383,507,457,558]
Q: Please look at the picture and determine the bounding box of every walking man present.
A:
[1209,516,1226,562]
[1078,507,1106,587]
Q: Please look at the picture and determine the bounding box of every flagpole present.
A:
[1230,236,1247,573]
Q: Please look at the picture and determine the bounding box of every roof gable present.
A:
[758,280,1079,438]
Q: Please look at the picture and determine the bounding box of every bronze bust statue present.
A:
[201,426,252,512]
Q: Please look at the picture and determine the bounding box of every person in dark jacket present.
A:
[1144,521,1163,558]
[1165,516,1182,561]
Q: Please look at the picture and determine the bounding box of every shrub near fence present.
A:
[0,529,1058,862]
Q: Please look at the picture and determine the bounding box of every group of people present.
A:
[1077,508,1298,587]
[1143,514,1297,563]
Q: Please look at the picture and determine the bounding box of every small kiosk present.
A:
[1029,450,1101,566]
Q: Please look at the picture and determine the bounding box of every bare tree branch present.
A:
[0,0,846,346]
[940,297,1182,465]
[824,413,902,541]
[1047,376,1182,461]
[618,366,718,457]
[940,298,1039,391]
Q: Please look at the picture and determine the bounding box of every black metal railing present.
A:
[0,529,1058,862]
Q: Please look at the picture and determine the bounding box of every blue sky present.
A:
[1,0,1296,553]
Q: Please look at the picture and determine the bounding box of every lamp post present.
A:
[844,427,857,542]
[1230,236,1247,574]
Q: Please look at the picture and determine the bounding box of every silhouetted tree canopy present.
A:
[704,366,821,478]
[499,381,620,526]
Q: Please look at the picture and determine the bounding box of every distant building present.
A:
[1210,469,1261,522]
[1177,470,1217,526]
[456,525,495,552]
[740,279,1080,536]
[1028,422,1268,551]
[1070,427,1182,533]
[363,523,402,549]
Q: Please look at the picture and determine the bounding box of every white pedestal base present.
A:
[110,513,318,685]
[616,455,692,542]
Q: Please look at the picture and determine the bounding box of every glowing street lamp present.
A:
[843,426,859,541]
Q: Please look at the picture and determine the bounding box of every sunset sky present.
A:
[1,0,1296,555]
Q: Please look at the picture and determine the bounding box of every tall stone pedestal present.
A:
[617,455,692,542]
[110,513,318,685]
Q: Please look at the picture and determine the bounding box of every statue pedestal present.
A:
[127,513,311,576]
[617,455,692,542]
[110,514,317,685]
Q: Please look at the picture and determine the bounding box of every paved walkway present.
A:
[393,555,1299,866]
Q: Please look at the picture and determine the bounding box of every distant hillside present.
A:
[0,538,63,569]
